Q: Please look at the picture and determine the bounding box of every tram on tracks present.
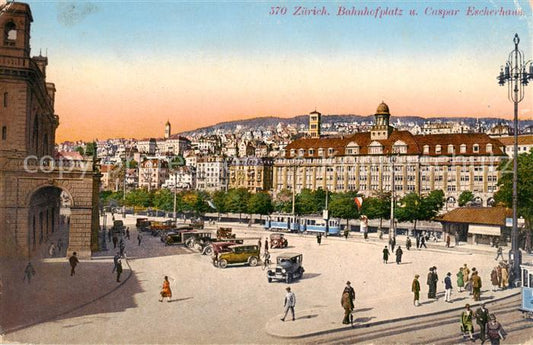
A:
[263,214,341,235]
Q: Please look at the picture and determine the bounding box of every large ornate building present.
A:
[273,103,507,207]
[0,2,99,258]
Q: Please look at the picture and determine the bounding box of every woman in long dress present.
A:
[159,276,172,302]
[456,267,464,292]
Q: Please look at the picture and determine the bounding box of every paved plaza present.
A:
[1,215,522,344]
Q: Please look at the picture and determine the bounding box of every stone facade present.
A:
[0,2,99,259]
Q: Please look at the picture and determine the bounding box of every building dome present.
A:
[376,102,390,115]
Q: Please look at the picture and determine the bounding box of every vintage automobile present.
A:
[202,237,244,256]
[190,218,205,229]
[162,229,194,245]
[158,223,192,240]
[213,244,260,268]
[267,253,304,283]
[135,217,149,228]
[182,230,214,250]
[270,233,288,249]
[216,227,236,240]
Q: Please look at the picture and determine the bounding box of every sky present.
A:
[15,0,533,142]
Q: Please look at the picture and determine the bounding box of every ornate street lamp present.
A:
[497,33,533,286]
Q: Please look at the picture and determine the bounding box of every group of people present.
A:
[490,262,510,291]
[456,264,483,301]
[47,239,64,257]
[460,303,506,344]
[382,245,403,264]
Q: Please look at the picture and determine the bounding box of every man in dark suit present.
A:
[475,303,489,344]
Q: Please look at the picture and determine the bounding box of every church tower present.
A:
[165,120,171,139]
[370,102,394,140]
[309,110,321,138]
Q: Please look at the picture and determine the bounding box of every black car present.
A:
[267,253,304,283]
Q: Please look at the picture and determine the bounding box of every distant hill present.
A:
[178,114,532,136]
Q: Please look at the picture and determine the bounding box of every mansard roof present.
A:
[414,133,505,156]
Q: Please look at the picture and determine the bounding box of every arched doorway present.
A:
[27,186,72,258]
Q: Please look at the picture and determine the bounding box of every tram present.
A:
[263,214,341,235]
[520,263,533,318]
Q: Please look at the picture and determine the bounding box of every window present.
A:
[473,144,479,153]
[435,145,442,154]
[460,144,466,154]
[309,149,314,155]
[1,126,5,140]
[298,149,305,156]
[486,143,493,153]
[290,149,295,156]
[328,148,334,155]
[318,148,324,156]
[447,144,454,154]
[4,22,17,42]
[423,145,429,154]
[3,92,7,107]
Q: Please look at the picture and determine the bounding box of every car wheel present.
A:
[203,246,213,256]
[249,256,258,267]
[285,274,292,284]
[219,259,228,269]
[268,277,272,283]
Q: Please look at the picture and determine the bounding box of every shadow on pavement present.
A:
[354,307,373,313]
[302,273,321,280]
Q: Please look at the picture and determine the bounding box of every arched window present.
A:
[4,22,17,41]
[460,144,466,154]
[486,143,493,153]
[473,144,479,153]
[1,126,6,140]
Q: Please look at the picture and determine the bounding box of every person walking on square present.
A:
[137,232,142,246]
[343,281,355,310]
[461,304,475,341]
[395,246,403,264]
[406,236,412,251]
[316,233,322,245]
[48,242,56,257]
[23,262,36,283]
[281,287,296,321]
[258,238,262,252]
[491,267,500,291]
[475,303,489,344]
[69,252,79,276]
[420,234,427,249]
[382,246,390,264]
[57,238,63,255]
[159,276,172,302]
[389,237,396,253]
[341,291,353,324]
[126,227,130,240]
[427,267,437,299]
[501,265,509,289]
[343,228,349,239]
[471,270,482,301]
[446,234,451,248]
[412,274,421,306]
[457,267,465,292]
[112,234,118,249]
[444,272,453,302]
[463,264,471,282]
[486,314,506,345]
[119,238,126,257]
[116,257,123,282]
[112,252,120,273]
[416,234,420,249]
[495,246,503,261]
[265,238,269,252]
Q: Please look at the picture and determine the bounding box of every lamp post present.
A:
[497,33,533,286]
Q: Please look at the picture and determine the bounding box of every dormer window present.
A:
[447,144,454,154]
[435,145,442,154]
[4,22,17,42]
[298,148,305,157]
[308,149,314,156]
[460,144,466,154]
[473,144,479,153]
[369,141,383,154]
[392,140,407,154]
[318,148,324,156]
[423,145,429,154]
[290,149,295,156]
[346,141,359,155]
[486,143,493,153]
[328,148,334,155]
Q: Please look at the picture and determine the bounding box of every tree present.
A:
[396,192,422,231]
[296,188,317,215]
[74,146,84,155]
[329,192,360,229]
[152,189,174,212]
[85,141,96,157]
[225,188,251,220]
[458,190,474,207]
[362,192,391,232]
[274,189,293,213]
[421,190,445,220]
[212,190,227,215]
[495,149,533,251]
[124,188,152,208]
[248,192,273,219]
[181,191,209,217]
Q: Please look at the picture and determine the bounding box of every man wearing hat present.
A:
[343,281,355,308]
[444,272,453,302]
[341,281,355,324]
[475,303,490,344]
[412,274,421,306]
[281,287,296,322]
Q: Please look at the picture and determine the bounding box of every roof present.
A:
[496,135,533,146]
[436,207,512,226]
[277,252,303,258]
[414,133,506,156]
[55,151,84,160]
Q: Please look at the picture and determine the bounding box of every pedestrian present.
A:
[475,303,489,344]
[457,267,465,292]
[427,267,438,299]
[416,234,420,249]
[361,215,369,240]
[265,238,269,251]
[406,236,412,251]
[494,246,503,261]
[412,274,421,306]
[137,232,142,246]
[491,267,500,291]
[444,272,453,302]
[159,276,172,302]
[341,291,353,324]
[497,264,503,288]
[471,270,482,301]
[112,234,118,249]
[316,233,322,245]
[280,287,296,322]
[57,238,63,254]
[69,252,79,276]
[116,257,123,282]
[420,235,427,248]
[501,265,509,289]
[461,304,475,341]
[343,281,355,309]
[395,246,403,264]
[486,314,506,345]
[258,238,262,251]
[389,237,396,253]
[382,246,390,264]
[119,238,125,257]
[126,227,130,240]
[344,228,349,239]
[463,264,470,282]
[23,262,36,283]
[107,228,111,242]
[112,252,120,273]
[48,242,56,257]
[446,234,451,248]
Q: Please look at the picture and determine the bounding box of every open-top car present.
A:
[267,253,304,283]
[213,244,260,268]
[270,233,288,249]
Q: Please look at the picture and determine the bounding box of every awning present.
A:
[468,224,501,236]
